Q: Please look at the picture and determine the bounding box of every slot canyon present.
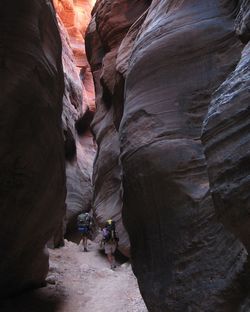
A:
[0,0,250,311]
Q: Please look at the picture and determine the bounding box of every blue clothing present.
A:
[78,225,89,235]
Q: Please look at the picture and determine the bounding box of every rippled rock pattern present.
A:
[87,0,250,310]
[0,0,66,297]
[202,4,250,251]
[55,3,95,240]
[86,0,150,256]
[54,0,95,109]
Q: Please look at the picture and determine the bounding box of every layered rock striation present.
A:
[0,0,66,297]
[87,0,250,310]
[54,0,95,109]
[53,0,96,240]
[86,0,151,256]
[202,1,250,252]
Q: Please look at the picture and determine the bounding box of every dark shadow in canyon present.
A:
[0,289,63,312]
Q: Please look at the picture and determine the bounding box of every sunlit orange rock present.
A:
[52,0,96,240]
[53,0,95,110]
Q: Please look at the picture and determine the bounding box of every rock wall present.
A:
[87,0,250,310]
[202,1,250,252]
[86,0,151,256]
[54,0,95,109]
[0,0,66,297]
[53,0,96,240]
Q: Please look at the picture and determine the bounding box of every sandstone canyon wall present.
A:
[53,0,96,239]
[54,0,95,109]
[0,0,66,297]
[202,0,250,259]
[86,0,151,256]
[87,0,250,311]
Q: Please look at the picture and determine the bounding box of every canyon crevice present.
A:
[53,0,96,243]
[1,0,250,310]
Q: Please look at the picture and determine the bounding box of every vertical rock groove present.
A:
[53,0,96,242]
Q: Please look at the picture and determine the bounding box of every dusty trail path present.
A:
[1,240,147,312]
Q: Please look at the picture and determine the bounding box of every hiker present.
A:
[102,219,119,269]
[77,212,92,252]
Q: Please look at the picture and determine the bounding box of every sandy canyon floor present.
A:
[1,240,147,312]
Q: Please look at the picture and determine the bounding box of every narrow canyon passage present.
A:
[0,2,146,311]
[1,1,250,311]
[0,240,147,312]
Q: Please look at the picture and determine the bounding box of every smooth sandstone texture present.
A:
[55,5,95,239]
[86,0,150,256]
[202,3,250,251]
[54,0,95,109]
[87,0,250,311]
[0,0,66,297]
[121,2,248,311]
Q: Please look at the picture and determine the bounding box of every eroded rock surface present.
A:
[86,0,150,256]
[54,3,96,240]
[202,3,250,251]
[0,0,66,297]
[87,0,250,311]
[54,0,95,109]
[120,1,248,311]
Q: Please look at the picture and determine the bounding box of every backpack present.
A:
[102,220,118,242]
[77,213,91,227]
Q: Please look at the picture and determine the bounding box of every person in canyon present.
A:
[77,212,93,252]
[102,220,119,269]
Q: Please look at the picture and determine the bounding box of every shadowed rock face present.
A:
[86,0,151,256]
[235,0,250,43]
[0,0,66,297]
[53,3,96,240]
[202,1,250,252]
[87,0,250,310]
[120,1,248,311]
